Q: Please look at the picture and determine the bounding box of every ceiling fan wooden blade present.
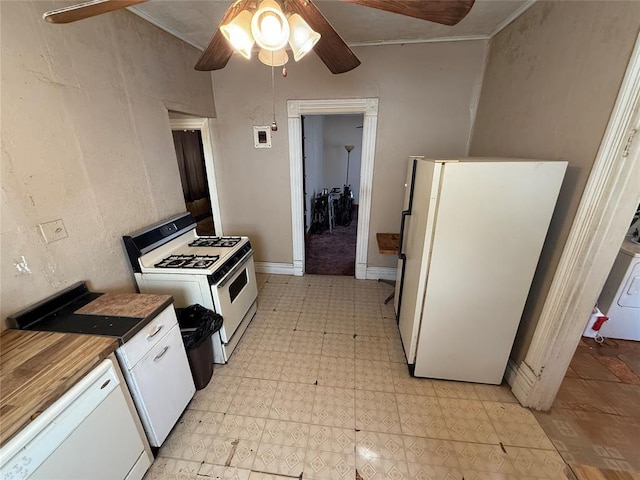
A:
[287,0,361,74]
[194,0,253,72]
[341,0,475,26]
[43,0,148,24]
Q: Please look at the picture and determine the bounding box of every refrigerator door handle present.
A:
[396,158,418,320]
[398,159,418,260]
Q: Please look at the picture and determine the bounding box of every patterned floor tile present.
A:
[355,456,411,480]
[304,451,356,480]
[260,419,310,448]
[325,316,356,335]
[279,352,320,384]
[157,432,214,462]
[197,464,251,480]
[318,357,356,387]
[356,335,390,361]
[433,380,480,400]
[252,443,306,477]
[322,333,355,358]
[402,437,460,467]
[289,330,324,355]
[505,446,567,479]
[173,409,224,435]
[308,425,356,454]
[216,415,266,442]
[407,463,464,480]
[356,431,407,462]
[155,275,578,480]
[142,458,200,480]
[453,442,515,474]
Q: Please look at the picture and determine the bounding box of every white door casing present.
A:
[507,33,640,410]
[288,98,379,278]
[169,117,224,236]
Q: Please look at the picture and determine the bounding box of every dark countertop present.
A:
[8,283,173,344]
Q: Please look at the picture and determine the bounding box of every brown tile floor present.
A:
[534,337,640,476]
[144,274,572,480]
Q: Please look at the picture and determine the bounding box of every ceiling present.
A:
[128,0,536,52]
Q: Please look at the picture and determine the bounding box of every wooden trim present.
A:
[365,267,397,281]
[508,33,640,410]
[254,262,295,275]
[287,98,379,279]
[169,118,224,236]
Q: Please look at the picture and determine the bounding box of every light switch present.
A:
[39,219,68,243]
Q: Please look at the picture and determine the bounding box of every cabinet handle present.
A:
[154,346,170,361]
[147,324,163,340]
[100,379,111,389]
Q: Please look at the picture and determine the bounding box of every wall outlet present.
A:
[39,219,68,243]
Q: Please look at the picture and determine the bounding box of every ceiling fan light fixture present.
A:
[287,13,320,61]
[251,0,290,51]
[258,48,289,67]
[220,9,254,59]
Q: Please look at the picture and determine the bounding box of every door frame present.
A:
[169,117,224,235]
[287,98,379,278]
[507,32,640,410]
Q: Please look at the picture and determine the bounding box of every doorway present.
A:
[168,114,223,236]
[303,114,363,276]
[287,98,379,279]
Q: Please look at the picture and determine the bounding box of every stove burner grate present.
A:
[154,254,219,269]
[189,237,242,248]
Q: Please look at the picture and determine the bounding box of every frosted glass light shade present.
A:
[287,13,320,61]
[258,48,289,66]
[251,0,290,51]
[220,9,254,59]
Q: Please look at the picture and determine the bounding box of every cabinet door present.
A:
[130,324,195,446]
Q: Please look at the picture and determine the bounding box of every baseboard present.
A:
[505,358,537,408]
[254,262,295,275]
[365,266,397,281]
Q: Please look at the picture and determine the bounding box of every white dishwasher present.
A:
[0,359,152,480]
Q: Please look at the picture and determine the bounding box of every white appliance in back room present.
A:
[395,156,567,384]
[594,207,640,340]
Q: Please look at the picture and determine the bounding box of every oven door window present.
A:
[229,269,248,303]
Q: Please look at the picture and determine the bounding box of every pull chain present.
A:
[271,58,278,132]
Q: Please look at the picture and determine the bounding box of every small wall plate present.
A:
[254,126,272,148]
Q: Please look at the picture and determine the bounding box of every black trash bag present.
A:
[176,304,223,349]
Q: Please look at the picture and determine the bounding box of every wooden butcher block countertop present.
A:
[75,292,172,319]
[0,329,118,447]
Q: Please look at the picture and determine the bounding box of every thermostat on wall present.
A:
[254,126,271,148]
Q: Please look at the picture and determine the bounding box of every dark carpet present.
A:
[305,209,357,276]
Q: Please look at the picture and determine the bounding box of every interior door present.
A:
[395,158,443,364]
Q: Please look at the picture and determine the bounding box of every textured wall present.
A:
[469,1,640,362]
[210,41,487,267]
[1,2,215,328]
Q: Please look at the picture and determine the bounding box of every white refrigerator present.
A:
[394,157,567,384]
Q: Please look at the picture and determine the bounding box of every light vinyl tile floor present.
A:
[144,274,570,480]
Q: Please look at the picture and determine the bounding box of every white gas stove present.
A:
[123,213,258,363]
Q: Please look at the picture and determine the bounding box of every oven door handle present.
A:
[217,250,254,289]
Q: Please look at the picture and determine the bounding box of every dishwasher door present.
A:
[0,359,149,480]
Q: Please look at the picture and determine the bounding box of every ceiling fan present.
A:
[43,0,475,74]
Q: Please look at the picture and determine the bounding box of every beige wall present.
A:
[0,2,215,329]
[469,1,640,362]
[210,41,487,266]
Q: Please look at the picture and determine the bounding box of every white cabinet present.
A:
[116,305,195,447]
